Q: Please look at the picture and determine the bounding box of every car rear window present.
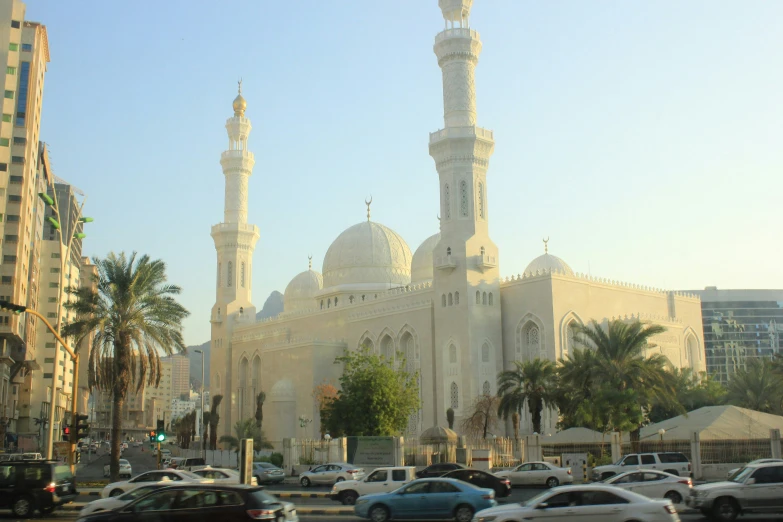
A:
[391,469,407,481]
[54,465,72,481]
[658,453,689,463]
[251,490,280,504]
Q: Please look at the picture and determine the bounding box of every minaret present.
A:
[210,83,260,435]
[429,0,502,428]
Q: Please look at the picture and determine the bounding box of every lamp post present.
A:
[194,349,205,461]
[658,428,666,450]
[37,187,92,461]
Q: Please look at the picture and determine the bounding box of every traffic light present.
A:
[74,414,89,440]
[0,300,26,314]
[155,419,166,442]
[149,431,155,442]
[62,425,70,441]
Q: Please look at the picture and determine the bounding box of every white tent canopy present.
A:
[642,405,783,441]
[543,427,606,444]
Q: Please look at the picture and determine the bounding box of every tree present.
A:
[62,252,189,481]
[209,394,223,450]
[727,359,783,414]
[322,346,419,436]
[511,412,520,440]
[461,395,499,439]
[312,381,338,436]
[571,319,680,449]
[173,411,197,449]
[255,391,266,429]
[219,418,273,452]
[202,411,212,449]
[497,358,557,435]
[446,408,455,430]
[556,348,601,429]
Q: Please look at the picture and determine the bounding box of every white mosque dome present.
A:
[411,233,440,284]
[524,252,574,276]
[283,267,323,312]
[322,221,412,291]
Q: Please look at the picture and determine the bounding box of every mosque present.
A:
[209,0,706,441]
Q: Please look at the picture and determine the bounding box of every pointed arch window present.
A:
[482,291,487,305]
[450,382,459,409]
[488,292,494,306]
[448,293,453,306]
[460,180,468,217]
[446,247,452,256]
[449,344,457,364]
[478,181,485,218]
[481,342,490,363]
[482,380,491,396]
[444,183,451,219]
[218,263,222,287]
[480,246,485,256]
[442,294,447,307]
[454,291,459,305]
[227,262,233,287]
[240,262,246,287]
[476,290,481,304]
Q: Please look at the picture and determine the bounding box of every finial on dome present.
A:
[365,195,373,221]
[543,237,549,254]
[308,255,312,270]
[232,78,247,117]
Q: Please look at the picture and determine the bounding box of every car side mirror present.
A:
[746,478,756,485]
[536,502,549,510]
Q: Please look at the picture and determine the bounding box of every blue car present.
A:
[354,477,496,522]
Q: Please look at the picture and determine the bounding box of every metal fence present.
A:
[542,442,612,463]
[700,439,771,465]
[620,440,693,461]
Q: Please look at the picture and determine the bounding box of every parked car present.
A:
[103,459,132,478]
[192,466,258,485]
[603,469,692,504]
[442,468,512,498]
[415,463,466,478]
[727,458,783,478]
[493,461,573,488]
[354,477,496,522]
[100,469,207,498]
[473,484,678,522]
[331,466,417,505]
[253,462,285,484]
[299,463,365,486]
[77,484,299,522]
[686,461,783,520]
[167,457,206,471]
[156,448,172,458]
[591,452,691,481]
[80,483,171,516]
[0,459,77,517]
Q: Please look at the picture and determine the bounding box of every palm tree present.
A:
[219,418,273,452]
[726,359,783,414]
[556,348,601,429]
[497,358,557,434]
[62,252,189,481]
[209,395,223,450]
[202,411,212,450]
[255,391,266,429]
[572,319,679,449]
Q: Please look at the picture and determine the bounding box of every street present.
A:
[75,443,162,482]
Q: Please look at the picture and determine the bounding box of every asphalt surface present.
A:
[75,442,163,481]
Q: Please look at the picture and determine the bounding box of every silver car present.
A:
[254,462,285,484]
[299,463,365,487]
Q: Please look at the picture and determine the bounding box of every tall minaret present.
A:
[429,0,502,428]
[210,83,260,435]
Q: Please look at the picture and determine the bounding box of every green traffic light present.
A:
[156,433,165,442]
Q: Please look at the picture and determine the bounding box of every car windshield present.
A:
[730,466,755,483]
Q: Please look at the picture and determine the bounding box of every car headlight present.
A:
[474,517,496,522]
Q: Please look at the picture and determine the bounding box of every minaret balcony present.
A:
[429,126,493,145]
[434,255,457,272]
[435,27,479,44]
[476,254,497,272]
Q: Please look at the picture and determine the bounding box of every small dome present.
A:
[233,93,247,116]
[284,269,323,312]
[524,253,574,276]
[322,221,412,291]
[411,233,440,284]
[270,379,296,401]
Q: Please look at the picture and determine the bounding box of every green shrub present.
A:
[255,452,284,468]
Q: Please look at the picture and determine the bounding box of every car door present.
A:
[745,466,783,511]
[637,471,668,498]
[640,454,657,471]
[362,470,389,495]
[511,463,533,485]
[528,491,583,521]
[174,488,237,522]
[609,472,642,493]
[309,465,328,484]
[393,481,433,518]
[427,481,462,518]
[578,490,632,522]
[0,464,17,509]
[531,463,551,485]
[122,488,182,522]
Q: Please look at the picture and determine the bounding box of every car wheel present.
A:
[664,490,683,504]
[300,476,311,487]
[546,476,559,488]
[454,504,474,522]
[369,505,390,522]
[336,476,345,483]
[110,489,124,497]
[712,497,740,522]
[12,495,33,517]
[341,490,358,505]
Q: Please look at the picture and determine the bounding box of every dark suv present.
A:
[0,460,77,516]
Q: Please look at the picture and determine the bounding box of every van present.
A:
[0,460,77,516]
[167,457,206,471]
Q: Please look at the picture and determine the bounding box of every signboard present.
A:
[53,442,70,462]
[347,437,394,466]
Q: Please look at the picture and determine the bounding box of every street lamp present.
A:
[194,349,205,460]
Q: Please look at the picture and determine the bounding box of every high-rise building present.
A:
[167,354,189,400]
[0,0,49,444]
[688,287,783,385]
[143,358,173,427]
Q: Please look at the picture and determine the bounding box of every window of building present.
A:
[349,295,354,304]
[43,373,52,379]
[4,235,17,243]
[460,180,468,217]
[482,291,487,305]
[444,184,451,219]
[227,261,232,287]
[334,296,338,306]
[3,255,16,263]
[0,138,9,147]
[44,357,53,363]
[483,381,491,395]
[50,267,59,273]
[441,294,446,307]
[454,292,459,305]
[12,137,25,145]
[6,215,19,222]
[446,247,451,256]
[448,293,453,306]
[7,195,20,203]
[240,262,245,287]
[0,164,7,172]
[1,114,9,122]
[11,156,23,164]
[489,293,494,306]
[478,181,485,218]
[8,43,17,51]
[449,344,457,364]
[0,276,11,284]
[21,43,31,52]
[10,21,20,29]
[15,62,29,125]
[9,175,21,184]
[3,91,13,100]
[47,312,56,319]
[47,297,56,303]
[48,282,58,288]
[5,67,14,75]
[51,253,60,259]
[481,343,490,363]
[450,382,459,409]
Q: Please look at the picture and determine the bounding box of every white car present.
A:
[192,466,258,485]
[298,463,366,486]
[81,482,172,515]
[103,459,132,478]
[727,458,783,478]
[473,485,679,522]
[494,461,573,488]
[101,469,208,498]
[604,469,692,504]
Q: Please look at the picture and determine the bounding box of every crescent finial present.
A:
[543,237,550,254]
[365,195,373,221]
[308,255,312,270]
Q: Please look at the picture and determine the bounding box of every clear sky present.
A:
[25,1,783,345]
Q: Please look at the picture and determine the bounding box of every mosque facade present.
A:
[209,0,706,441]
